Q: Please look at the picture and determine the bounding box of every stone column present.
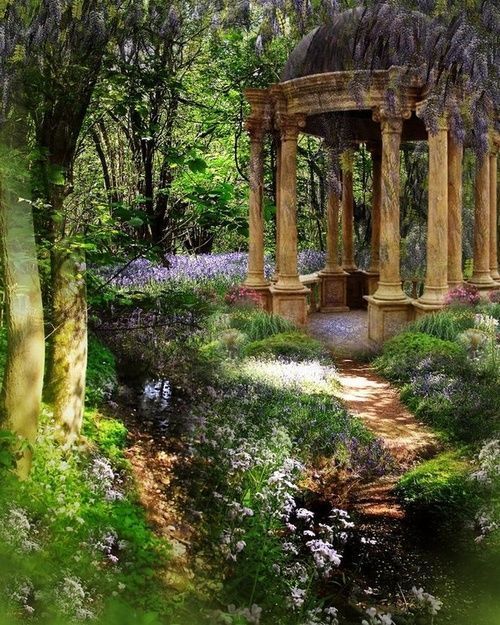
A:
[341,150,357,272]
[274,115,304,291]
[319,178,349,312]
[324,189,342,273]
[490,144,499,281]
[366,109,412,343]
[244,119,269,288]
[270,113,309,325]
[447,132,464,287]
[470,154,496,287]
[272,136,282,281]
[368,144,382,274]
[372,115,406,301]
[418,118,449,307]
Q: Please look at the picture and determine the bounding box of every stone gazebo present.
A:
[243,24,499,342]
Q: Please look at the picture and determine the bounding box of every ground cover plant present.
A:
[0,338,174,625]
[375,292,500,551]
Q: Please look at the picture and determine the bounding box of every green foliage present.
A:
[396,451,478,522]
[0,405,171,623]
[86,334,118,407]
[229,309,297,341]
[410,309,476,341]
[244,332,328,362]
[374,331,465,383]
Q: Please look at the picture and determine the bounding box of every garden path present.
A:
[308,312,440,517]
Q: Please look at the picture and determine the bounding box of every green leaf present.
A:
[187,157,207,173]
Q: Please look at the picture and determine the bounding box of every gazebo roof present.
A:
[282,10,365,82]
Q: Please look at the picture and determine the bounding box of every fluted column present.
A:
[341,150,357,272]
[372,113,406,301]
[245,118,269,288]
[419,118,449,306]
[470,154,495,287]
[274,114,305,290]
[490,144,499,281]
[447,133,464,287]
[368,144,382,273]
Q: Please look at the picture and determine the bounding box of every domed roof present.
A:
[281,10,363,82]
[281,7,430,83]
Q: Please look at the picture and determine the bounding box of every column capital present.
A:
[245,116,270,143]
[490,133,500,156]
[372,106,411,132]
[275,113,306,142]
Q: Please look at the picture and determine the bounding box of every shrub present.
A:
[445,283,481,307]
[230,309,296,341]
[396,451,479,522]
[374,332,465,383]
[244,332,327,362]
[410,309,475,341]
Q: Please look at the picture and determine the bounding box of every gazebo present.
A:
[243,15,499,343]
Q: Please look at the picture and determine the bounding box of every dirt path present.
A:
[337,358,440,518]
[308,313,440,517]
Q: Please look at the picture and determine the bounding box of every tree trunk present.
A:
[0,178,45,477]
[45,186,88,445]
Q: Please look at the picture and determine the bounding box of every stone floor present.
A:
[308,309,375,357]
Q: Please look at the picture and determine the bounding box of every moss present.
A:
[396,450,479,520]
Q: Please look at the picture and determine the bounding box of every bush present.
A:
[396,451,478,522]
[230,309,296,341]
[244,331,328,362]
[410,309,475,341]
[374,332,465,382]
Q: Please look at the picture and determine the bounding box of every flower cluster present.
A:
[0,507,40,553]
[489,290,500,304]
[474,313,499,336]
[361,607,394,625]
[225,285,262,308]
[55,576,97,622]
[87,455,124,502]
[444,283,481,307]
[411,586,443,617]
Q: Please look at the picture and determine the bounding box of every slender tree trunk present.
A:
[0,173,45,477]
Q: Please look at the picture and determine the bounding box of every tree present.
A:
[21,0,129,443]
[0,4,46,476]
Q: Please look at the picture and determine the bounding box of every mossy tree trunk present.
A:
[0,161,45,477]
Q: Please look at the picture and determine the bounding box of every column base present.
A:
[365,295,414,344]
[412,299,446,319]
[269,285,310,326]
[246,284,272,312]
[318,271,349,312]
[469,273,497,289]
[490,269,500,282]
[417,285,449,308]
[372,280,408,302]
